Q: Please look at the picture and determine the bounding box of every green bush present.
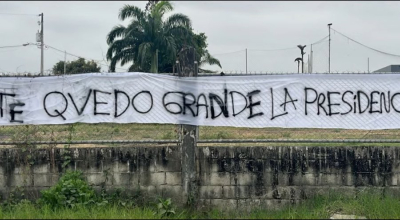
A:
[39,171,97,209]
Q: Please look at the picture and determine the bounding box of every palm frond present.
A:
[125,21,144,37]
[120,51,136,66]
[152,1,173,18]
[164,13,191,30]
[108,46,137,72]
[138,42,153,68]
[199,68,218,74]
[119,5,145,21]
[109,52,126,72]
[128,63,143,72]
[162,35,177,59]
[200,51,222,68]
[106,25,126,45]
[106,38,137,60]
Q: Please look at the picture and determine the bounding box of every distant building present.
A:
[373,65,400,73]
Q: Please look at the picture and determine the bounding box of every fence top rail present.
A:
[1,71,400,78]
[197,139,400,143]
[2,139,400,145]
[0,140,179,145]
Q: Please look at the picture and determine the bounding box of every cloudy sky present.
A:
[1,1,400,74]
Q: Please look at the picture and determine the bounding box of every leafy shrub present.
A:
[39,171,97,209]
[153,198,176,218]
[98,187,134,207]
[2,187,27,209]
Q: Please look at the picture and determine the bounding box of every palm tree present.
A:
[106,1,192,73]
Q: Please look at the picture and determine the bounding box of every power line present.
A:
[331,28,400,58]
[45,44,101,61]
[212,35,329,54]
[212,49,246,56]
[249,46,297,52]
[248,35,329,51]
[45,44,127,71]
[311,35,329,45]
[0,12,38,16]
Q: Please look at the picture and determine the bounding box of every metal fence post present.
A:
[178,47,198,206]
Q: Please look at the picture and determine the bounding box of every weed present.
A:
[161,131,174,140]
[143,134,152,138]
[153,198,176,218]
[2,190,400,218]
[216,131,230,139]
[132,187,145,206]
[61,146,72,170]
[39,171,97,209]
[282,132,291,138]
[2,187,26,209]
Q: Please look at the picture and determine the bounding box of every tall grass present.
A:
[2,191,400,219]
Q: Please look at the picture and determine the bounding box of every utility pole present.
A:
[328,23,332,73]
[245,48,248,74]
[64,51,67,75]
[39,13,44,75]
[368,57,370,73]
[310,44,313,73]
[178,46,198,207]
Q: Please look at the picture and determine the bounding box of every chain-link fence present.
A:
[0,123,179,146]
[2,72,400,148]
[196,72,400,145]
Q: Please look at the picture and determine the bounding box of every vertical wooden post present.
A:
[178,47,198,206]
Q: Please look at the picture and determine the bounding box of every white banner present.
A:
[1,72,400,129]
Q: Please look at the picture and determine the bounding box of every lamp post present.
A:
[39,13,44,75]
[294,57,302,73]
[328,23,332,73]
[297,45,306,73]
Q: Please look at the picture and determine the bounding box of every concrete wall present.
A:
[0,145,398,210]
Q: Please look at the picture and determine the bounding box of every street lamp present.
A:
[297,45,306,73]
[294,57,302,73]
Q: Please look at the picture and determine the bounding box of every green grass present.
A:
[2,123,400,148]
[2,191,400,219]
[1,123,399,141]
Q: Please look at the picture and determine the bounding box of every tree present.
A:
[52,58,101,75]
[106,1,221,73]
[107,1,192,73]
[158,31,222,73]
[186,32,222,73]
